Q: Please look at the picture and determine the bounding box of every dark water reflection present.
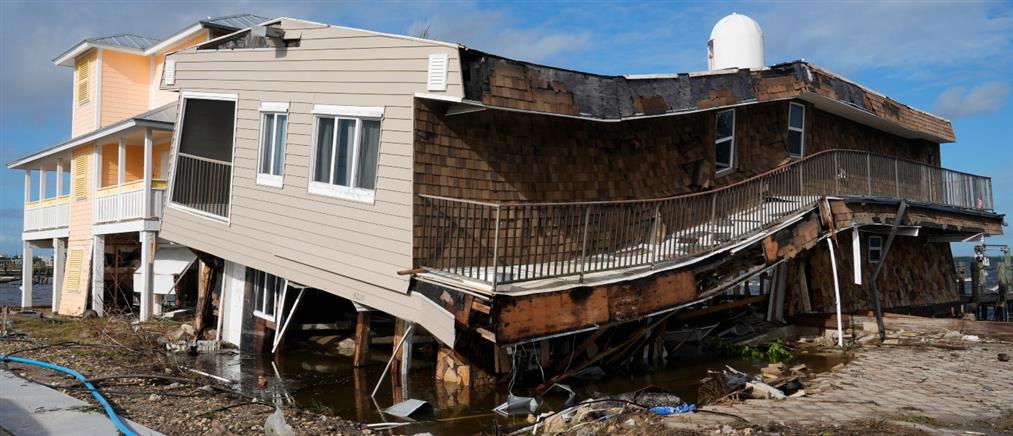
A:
[185,343,850,435]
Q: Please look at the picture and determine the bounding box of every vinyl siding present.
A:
[158,19,462,338]
[101,50,149,126]
[71,50,98,137]
[150,32,208,109]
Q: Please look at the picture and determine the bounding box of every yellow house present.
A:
[7,14,267,320]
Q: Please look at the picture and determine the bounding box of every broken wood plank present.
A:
[353,311,371,367]
[673,294,769,321]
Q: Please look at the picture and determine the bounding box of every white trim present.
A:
[167,202,229,224]
[143,24,203,55]
[22,228,69,241]
[54,42,143,67]
[256,173,284,188]
[413,92,463,103]
[275,17,460,49]
[181,91,237,101]
[148,55,155,109]
[787,102,805,158]
[93,219,160,235]
[312,104,384,118]
[307,181,375,204]
[94,49,103,130]
[259,101,289,112]
[7,119,171,170]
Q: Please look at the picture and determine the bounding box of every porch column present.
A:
[21,241,32,309]
[23,169,30,205]
[117,138,126,185]
[52,237,65,313]
[138,230,155,321]
[142,128,153,218]
[38,167,46,201]
[91,235,105,316]
[55,159,64,197]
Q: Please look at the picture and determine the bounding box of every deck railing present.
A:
[93,180,167,224]
[417,149,993,289]
[24,196,70,232]
[170,153,232,219]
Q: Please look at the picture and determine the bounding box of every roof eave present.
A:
[6,118,173,170]
[54,42,145,67]
[142,23,204,55]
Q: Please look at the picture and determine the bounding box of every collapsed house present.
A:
[11,13,1004,386]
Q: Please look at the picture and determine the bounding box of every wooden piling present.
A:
[352,311,371,367]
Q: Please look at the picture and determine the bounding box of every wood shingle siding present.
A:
[158,19,461,341]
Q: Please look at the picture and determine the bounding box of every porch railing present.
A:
[417,149,994,289]
[170,153,232,218]
[24,196,70,232]
[93,180,167,224]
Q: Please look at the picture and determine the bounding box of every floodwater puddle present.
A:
[183,341,852,434]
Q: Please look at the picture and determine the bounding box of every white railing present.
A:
[93,180,167,224]
[170,153,232,218]
[24,197,70,232]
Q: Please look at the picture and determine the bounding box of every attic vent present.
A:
[427,54,449,92]
[164,59,176,86]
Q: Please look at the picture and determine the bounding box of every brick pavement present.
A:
[666,341,1013,431]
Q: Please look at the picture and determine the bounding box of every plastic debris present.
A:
[648,403,697,415]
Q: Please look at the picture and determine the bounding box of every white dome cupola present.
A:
[708,13,765,71]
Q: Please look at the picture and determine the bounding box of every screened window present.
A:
[170,95,236,219]
[788,102,805,157]
[715,109,735,173]
[868,235,883,264]
[257,104,288,187]
[309,105,383,203]
[252,270,285,321]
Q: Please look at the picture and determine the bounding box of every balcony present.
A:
[93,180,167,224]
[417,150,994,291]
[24,196,70,232]
[169,153,232,219]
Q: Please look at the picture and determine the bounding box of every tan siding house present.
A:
[159,18,463,343]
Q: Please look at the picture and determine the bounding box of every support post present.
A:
[52,238,65,313]
[870,200,908,341]
[142,128,153,218]
[39,168,46,201]
[353,309,372,367]
[24,169,31,206]
[117,138,126,186]
[91,235,105,316]
[138,231,155,321]
[852,227,862,285]
[827,238,844,348]
[55,159,64,197]
[20,241,32,309]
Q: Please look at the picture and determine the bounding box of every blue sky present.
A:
[0,0,1010,256]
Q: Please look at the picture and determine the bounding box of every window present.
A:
[714,109,735,173]
[868,235,883,264]
[75,57,90,106]
[257,102,289,187]
[169,93,237,219]
[252,270,285,321]
[788,102,805,157]
[309,105,384,203]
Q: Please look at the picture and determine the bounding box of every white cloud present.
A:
[932,82,1010,118]
[755,2,1013,74]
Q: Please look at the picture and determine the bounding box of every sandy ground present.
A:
[0,311,367,436]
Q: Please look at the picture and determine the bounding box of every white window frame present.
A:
[166,91,239,224]
[256,102,290,188]
[788,102,805,158]
[308,104,385,204]
[252,270,286,322]
[868,235,883,265]
[714,109,736,175]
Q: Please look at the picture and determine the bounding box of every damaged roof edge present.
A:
[457,49,955,143]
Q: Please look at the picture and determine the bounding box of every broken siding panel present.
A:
[160,22,462,305]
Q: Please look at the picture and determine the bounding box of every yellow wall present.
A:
[71,50,98,137]
[99,142,172,186]
[151,32,208,108]
[60,146,95,316]
[100,143,119,187]
[101,50,150,126]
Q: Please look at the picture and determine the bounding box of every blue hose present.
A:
[1,354,140,436]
